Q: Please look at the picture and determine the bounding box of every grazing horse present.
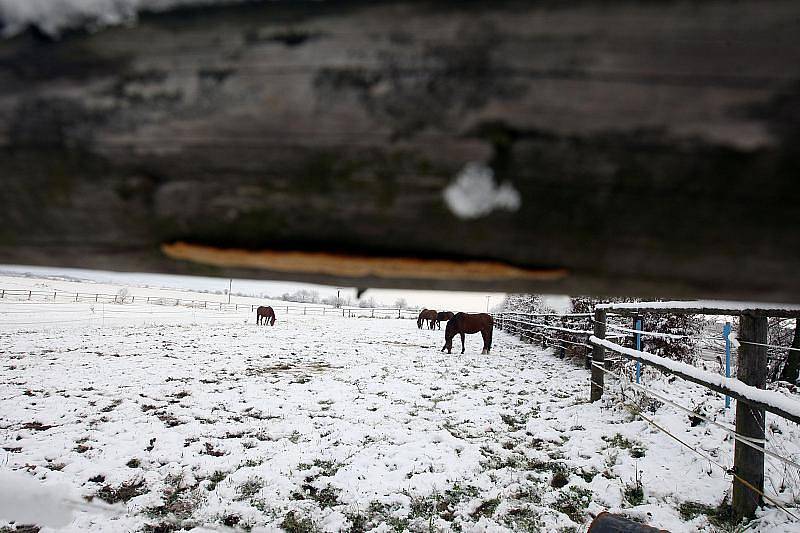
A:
[442,312,493,354]
[435,311,454,330]
[417,309,438,329]
[256,306,276,326]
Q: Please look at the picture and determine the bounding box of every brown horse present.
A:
[435,311,454,330]
[256,306,276,326]
[417,309,437,329]
[442,312,493,354]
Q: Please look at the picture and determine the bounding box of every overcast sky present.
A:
[0,264,505,313]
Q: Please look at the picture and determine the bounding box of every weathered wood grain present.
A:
[1,1,799,299]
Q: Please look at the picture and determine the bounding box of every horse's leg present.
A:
[441,332,450,353]
[481,329,490,354]
[460,332,465,354]
[257,314,260,325]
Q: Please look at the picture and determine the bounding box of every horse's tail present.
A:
[417,316,423,328]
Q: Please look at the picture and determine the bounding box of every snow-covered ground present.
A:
[2,281,800,532]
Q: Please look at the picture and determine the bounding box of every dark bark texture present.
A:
[1,1,800,298]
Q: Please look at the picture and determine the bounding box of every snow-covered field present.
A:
[2,281,800,532]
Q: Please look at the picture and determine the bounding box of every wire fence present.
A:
[497,304,800,521]
[0,287,423,326]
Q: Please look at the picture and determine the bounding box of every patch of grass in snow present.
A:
[202,442,225,457]
[405,484,480,527]
[346,501,408,532]
[624,465,644,506]
[145,473,202,522]
[206,470,228,491]
[602,433,646,458]
[470,497,501,519]
[100,399,123,412]
[297,459,342,477]
[576,467,598,483]
[291,482,340,509]
[552,486,592,524]
[503,506,543,531]
[280,511,318,533]
[154,411,184,427]
[501,413,525,430]
[95,478,146,504]
[678,499,736,530]
[236,477,263,500]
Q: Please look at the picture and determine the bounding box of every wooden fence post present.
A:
[590,308,606,401]
[520,314,526,342]
[733,313,768,520]
[540,316,547,349]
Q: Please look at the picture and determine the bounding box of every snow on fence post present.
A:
[634,314,643,383]
[590,308,606,401]
[723,322,732,409]
[733,313,768,521]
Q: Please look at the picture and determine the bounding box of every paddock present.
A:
[2,297,798,532]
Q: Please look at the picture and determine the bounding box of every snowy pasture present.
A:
[2,298,800,532]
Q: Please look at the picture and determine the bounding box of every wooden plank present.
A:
[0,1,799,300]
[733,314,768,520]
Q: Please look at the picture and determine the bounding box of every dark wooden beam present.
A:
[1,1,800,300]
